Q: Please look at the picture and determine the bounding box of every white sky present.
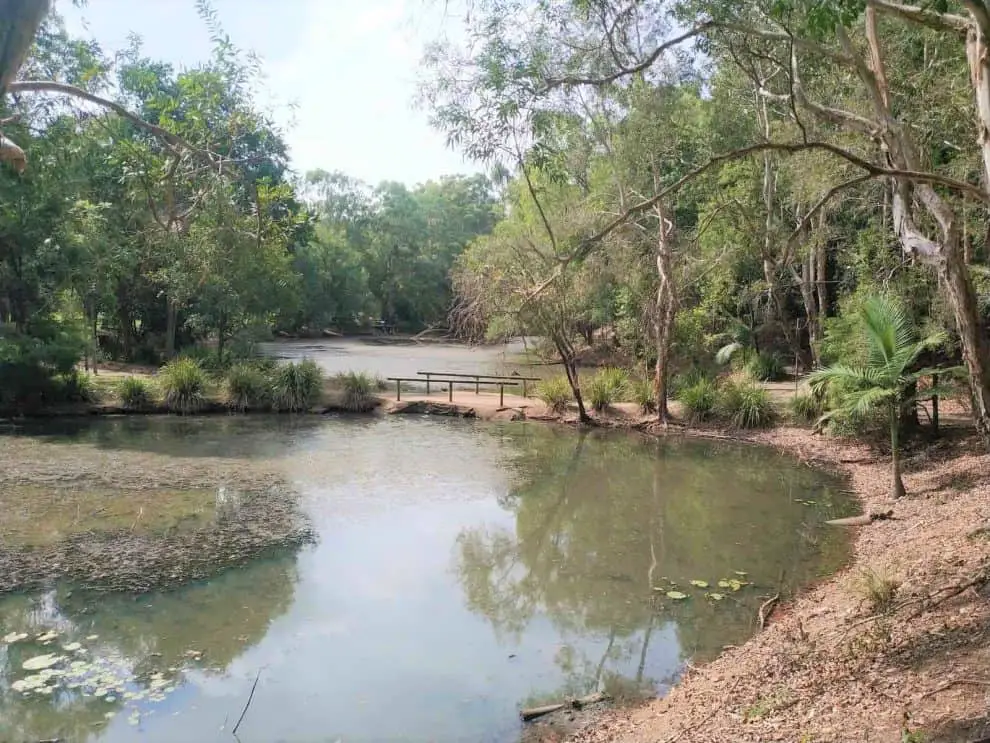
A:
[59,0,479,186]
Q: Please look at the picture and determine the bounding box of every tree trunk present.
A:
[91,311,99,375]
[165,297,178,359]
[890,406,906,499]
[217,311,227,364]
[554,334,591,424]
[653,211,677,425]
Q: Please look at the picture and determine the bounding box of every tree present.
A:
[809,295,952,498]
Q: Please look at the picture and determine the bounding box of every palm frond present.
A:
[715,341,743,366]
[859,295,912,368]
[808,363,885,393]
[840,386,898,418]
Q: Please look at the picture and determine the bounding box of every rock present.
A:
[492,408,525,421]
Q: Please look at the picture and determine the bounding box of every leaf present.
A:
[717,580,731,589]
[22,654,62,671]
[3,632,28,643]
[733,571,747,576]
[707,592,725,601]
[690,580,709,588]
[666,590,688,600]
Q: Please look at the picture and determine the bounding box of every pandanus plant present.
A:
[808,295,956,499]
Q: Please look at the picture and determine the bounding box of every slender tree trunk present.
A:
[554,334,591,424]
[653,211,677,424]
[165,297,178,359]
[890,405,906,499]
[217,311,227,364]
[91,312,98,375]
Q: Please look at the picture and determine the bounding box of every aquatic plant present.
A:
[225,364,270,412]
[117,376,155,410]
[336,371,378,412]
[272,359,323,412]
[159,358,207,414]
[536,375,572,414]
[588,367,628,411]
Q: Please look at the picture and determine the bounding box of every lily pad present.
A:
[708,592,725,601]
[22,654,62,671]
[689,580,709,588]
[666,590,688,600]
[62,642,82,652]
[3,632,28,643]
[733,571,748,576]
[36,631,58,642]
[86,635,99,641]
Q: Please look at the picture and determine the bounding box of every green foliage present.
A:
[717,380,776,429]
[272,359,323,412]
[746,352,785,382]
[225,364,270,412]
[853,566,900,615]
[335,371,379,412]
[789,390,826,422]
[587,367,628,411]
[677,378,719,422]
[117,376,156,410]
[54,371,97,403]
[159,358,208,414]
[0,321,87,410]
[630,379,657,414]
[536,376,572,414]
[670,368,713,398]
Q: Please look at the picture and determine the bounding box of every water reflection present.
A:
[0,417,851,742]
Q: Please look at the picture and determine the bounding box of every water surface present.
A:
[0,417,852,742]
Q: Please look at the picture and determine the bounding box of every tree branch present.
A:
[868,0,969,34]
[7,80,191,153]
[542,22,713,89]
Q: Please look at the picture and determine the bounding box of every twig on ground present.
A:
[232,668,263,736]
[921,678,990,699]
[759,593,780,630]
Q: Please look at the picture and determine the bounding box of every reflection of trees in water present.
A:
[0,553,300,742]
[457,426,852,693]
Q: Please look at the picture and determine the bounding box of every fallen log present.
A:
[826,510,894,527]
[758,592,779,630]
[520,691,608,722]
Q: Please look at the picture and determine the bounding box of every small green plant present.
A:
[336,371,378,412]
[225,364,270,412]
[854,566,900,615]
[159,358,208,414]
[536,375,572,414]
[746,351,785,382]
[588,367,628,411]
[670,367,711,397]
[677,378,718,422]
[630,379,656,414]
[272,359,323,412]
[54,371,97,403]
[789,390,826,422]
[117,376,155,410]
[717,379,775,428]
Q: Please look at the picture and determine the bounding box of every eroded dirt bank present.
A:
[0,435,314,593]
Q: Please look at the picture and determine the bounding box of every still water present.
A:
[0,416,852,742]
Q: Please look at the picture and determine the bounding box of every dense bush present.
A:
[536,375,572,414]
[745,351,785,382]
[789,390,825,422]
[0,321,86,410]
[670,367,713,398]
[118,376,156,410]
[272,359,323,412]
[336,371,379,412]
[225,364,270,412]
[717,379,775,428]
[54,371,97,403]
[630,378,656,413]
[160,358,208,414]
[588,367,628,411]
[677,378,718,422]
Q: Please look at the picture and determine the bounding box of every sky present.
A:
[59,0,480,187]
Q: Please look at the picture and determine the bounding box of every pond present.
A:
[0,416,854,742]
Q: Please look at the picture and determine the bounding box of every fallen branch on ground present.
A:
[759,593,780,630]
[520,691,608,722]
[921,678,990,699]
[826,510,894,526]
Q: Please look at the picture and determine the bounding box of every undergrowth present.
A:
[537,376,572,414]
[159,358,207,414]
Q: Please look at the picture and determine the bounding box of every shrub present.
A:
[336,371,378,412]
[746,351,785,382]
[118,376,155,410]
[272,359,323,412]
[630,379,656,414]
[789,390,826,422]
[588,367,628,411]
[677,378,718,422]
[159,358,208,414]
[670,367,712,398]
[54,371,97,403]
[178,345,229,376]
[853,566,900,614]
[536,375,572,414]
[225,364,270,412]
[717,379,775,429]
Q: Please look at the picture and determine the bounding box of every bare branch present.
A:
[542,22,713,89]
[868,0,969,33]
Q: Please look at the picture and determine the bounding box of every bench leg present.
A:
[426,376,431,395]
[396,379,401,402]
[500,384,504,407]
[448,384,453,403]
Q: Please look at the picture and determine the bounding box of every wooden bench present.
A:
[416,371,540,397]
[387,377,519,406]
